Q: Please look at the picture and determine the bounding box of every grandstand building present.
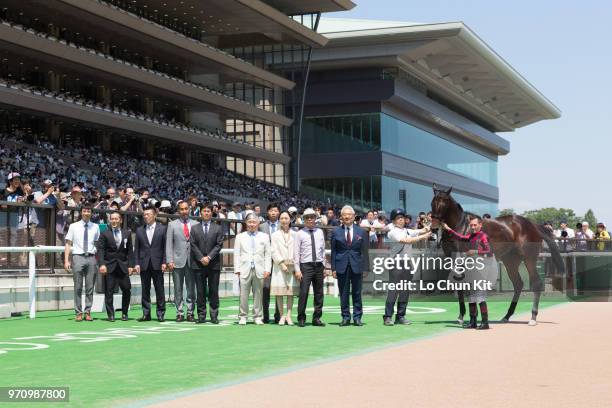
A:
[299,19,561,215]
[0,0,354,191]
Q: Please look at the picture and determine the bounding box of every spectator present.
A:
[594,223,610,251]
[360,210,383,247]
[554,221,575,252]
[575,222,593,251]
[326,208,340,227]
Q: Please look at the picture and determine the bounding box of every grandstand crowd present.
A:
[0,130,610,257]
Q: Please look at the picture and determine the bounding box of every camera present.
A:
[561,230,568,238]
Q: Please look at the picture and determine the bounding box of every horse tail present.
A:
[537,224,566,274]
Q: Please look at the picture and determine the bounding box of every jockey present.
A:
[442,216,492,330]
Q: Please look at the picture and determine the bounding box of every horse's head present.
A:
[430,184,455,224]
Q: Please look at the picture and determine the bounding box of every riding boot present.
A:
[463,315,477,329]
[477,301,490,330]
[463,302,477,328]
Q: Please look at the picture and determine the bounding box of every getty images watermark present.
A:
[371,254,495,291]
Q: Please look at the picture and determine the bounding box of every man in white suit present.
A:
[234,213,271,325]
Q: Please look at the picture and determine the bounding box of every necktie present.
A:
[83,222,89,254]
[147,225,153,245]
[346,227,352,246]
[114,228,121,247]
[183,220,190,240]
[249,232,256,268]
[271,222,276,234]
[204,222,209,235]
[309,229,317,262]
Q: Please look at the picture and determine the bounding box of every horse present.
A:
[430,185,565,325]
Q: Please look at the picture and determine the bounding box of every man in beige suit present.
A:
[234,213,271,325]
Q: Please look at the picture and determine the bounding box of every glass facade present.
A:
[304,113,498,186]
[380,114,497,186]
[301,111,500,214]
[381,176,498,216]
[301,176,497,216]
[302,114,380,153]
[301,177,382,212]
[226,156,288,187]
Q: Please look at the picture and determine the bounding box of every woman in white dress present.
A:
[271,211,299,325]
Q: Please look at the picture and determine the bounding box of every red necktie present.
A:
[183,222,190,240]
[346,227,352,246]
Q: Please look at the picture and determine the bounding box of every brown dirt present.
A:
[149,302,612,408]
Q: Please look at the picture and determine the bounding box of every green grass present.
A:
[0,297,562,407]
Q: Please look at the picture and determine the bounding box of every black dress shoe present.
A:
[312,319,326,327]
[186,314,195,322]
[196,317,206,324]
[176,315,185,322]
[157,316,165,322]
[297,319,306,327]
[383,317,394,326]
[211,317,219,324]
[263,317,270,324]
[340,319,351,326]
[108,316,115,322]
[121,314,128,321]
[353,319,363,326]
[137,315,151,322]
[477,322,490,330]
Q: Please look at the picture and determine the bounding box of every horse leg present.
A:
[501,256,524,322]
[457,290,466,324]
[525,254,543,326]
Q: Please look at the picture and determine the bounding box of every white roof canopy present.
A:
[315,18,561,132]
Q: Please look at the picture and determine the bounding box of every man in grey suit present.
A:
[259,202,281,324]
[166,201,197,322]
[190,204,224,324]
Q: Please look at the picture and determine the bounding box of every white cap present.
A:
[582,221,589,226]
[43,179,53,185]
[160,200,172,209]
[302,208,316,218]
[7,172,20,181]
[287,206,298,213]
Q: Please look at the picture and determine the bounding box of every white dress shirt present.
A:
[146,222,156,245]
[293,228,326,272]
[65,219,100,255]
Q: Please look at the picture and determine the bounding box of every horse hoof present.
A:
[500,317,509,323]
[528,319,537,326]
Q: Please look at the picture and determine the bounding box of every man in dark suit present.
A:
[331,205,369,326]
[98,211,133,322]
[134,206,167,322]
[190,204,224,324]
[258,202,281,323]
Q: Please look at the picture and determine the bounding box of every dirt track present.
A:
[149,302,612,408]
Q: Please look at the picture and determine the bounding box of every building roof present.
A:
[314,18,561,132]
[261,0,356,14]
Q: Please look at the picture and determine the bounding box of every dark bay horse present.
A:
[430,185,565,325]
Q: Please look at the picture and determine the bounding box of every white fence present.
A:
[0,246,337,319]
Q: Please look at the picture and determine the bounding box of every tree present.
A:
[583,209,597,228]
[521,207,579,227]
[498,208,515,217]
